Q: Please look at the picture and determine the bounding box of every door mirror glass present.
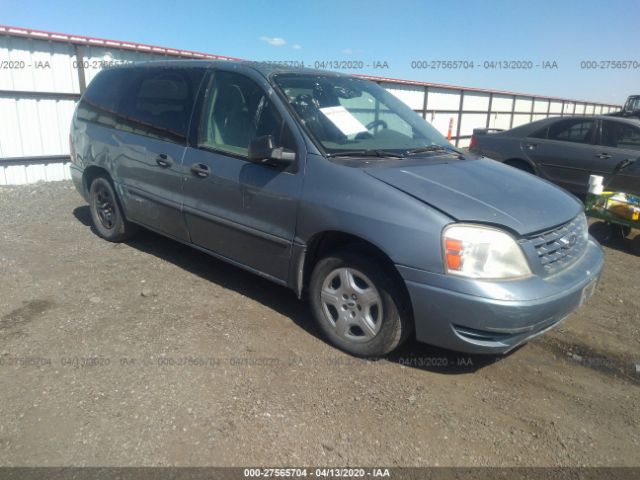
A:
[248,135,296,166]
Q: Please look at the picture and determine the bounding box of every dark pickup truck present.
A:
[608,95,640,120]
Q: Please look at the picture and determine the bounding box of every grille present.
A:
[530,215,588,274]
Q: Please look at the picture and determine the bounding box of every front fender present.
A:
[296,154,452,274]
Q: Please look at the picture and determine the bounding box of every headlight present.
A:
[443,224,532,279]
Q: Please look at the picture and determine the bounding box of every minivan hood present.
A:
[365,158,582,235]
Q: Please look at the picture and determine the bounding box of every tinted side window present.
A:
[529,126,549,139]
[77,68,129,125]
[198,71,295,157]
[547,119,595,144]
[119,67,201,143]
[600,121,640,151]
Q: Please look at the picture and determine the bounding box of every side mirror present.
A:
[248,135,296,167]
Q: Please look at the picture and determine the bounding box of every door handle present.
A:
[155,154,172,168]
[190,163,210,178]
[596,153,612,159]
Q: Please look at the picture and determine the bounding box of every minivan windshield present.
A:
[273,74,453,156]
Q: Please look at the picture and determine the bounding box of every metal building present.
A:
[0,24,620,185]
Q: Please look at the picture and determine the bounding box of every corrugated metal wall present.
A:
[379,81,618,149]
[0,25,621,186]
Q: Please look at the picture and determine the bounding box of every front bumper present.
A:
[397,238,604,354]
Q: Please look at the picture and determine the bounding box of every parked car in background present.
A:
[470,116,640,196]
[70,61,604,357]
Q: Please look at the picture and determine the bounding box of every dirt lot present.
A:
[0,181,638,467]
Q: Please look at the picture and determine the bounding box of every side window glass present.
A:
[119,68,195,143]
[529,126,548,139]
[198,71,295,156]
[601,121,640,151]
[77,69,129,125]
[547,119,595,144]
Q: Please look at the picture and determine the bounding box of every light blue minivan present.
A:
[70,61,604,357]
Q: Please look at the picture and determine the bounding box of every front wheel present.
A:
[309,249,412,357]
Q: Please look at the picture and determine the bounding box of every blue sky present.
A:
[2,0,639,104]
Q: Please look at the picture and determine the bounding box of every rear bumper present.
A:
[397,238,604,354]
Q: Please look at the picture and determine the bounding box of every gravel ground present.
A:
[0,181,638,467]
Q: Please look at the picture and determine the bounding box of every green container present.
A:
[585,191,640,230]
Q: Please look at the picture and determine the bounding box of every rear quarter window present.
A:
[119,68,196,142]
[78,66,205,144]
[77,68,130,125]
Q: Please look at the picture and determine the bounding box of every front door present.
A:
[181,69,304,282]
[526,117,599,194]
[597,119,640,195]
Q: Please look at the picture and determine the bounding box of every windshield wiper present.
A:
[405,145,464,157]
[326,149,404,159]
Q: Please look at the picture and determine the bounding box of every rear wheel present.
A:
[89,176,137,242]
[309,248,412,357]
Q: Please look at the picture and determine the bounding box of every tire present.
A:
[611,224,631,240]
[632,235,640,256]
[588,221,613,245]
[89,176,137,242]
[309,248,412,357]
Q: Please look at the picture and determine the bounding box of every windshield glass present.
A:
[273,74,452,155]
